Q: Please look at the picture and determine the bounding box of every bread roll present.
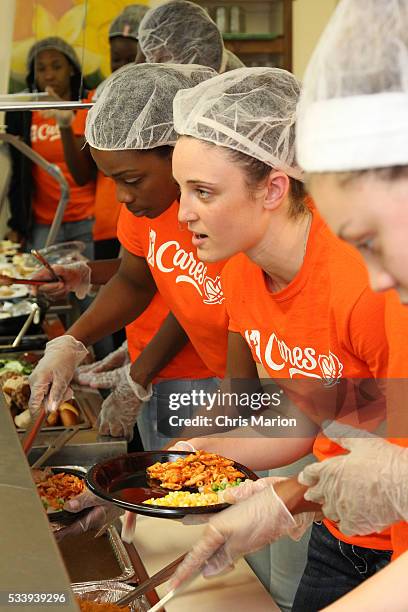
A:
[59,402,79,427]
[46,410,59,427]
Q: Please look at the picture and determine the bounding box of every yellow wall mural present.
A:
[11,0,150,91]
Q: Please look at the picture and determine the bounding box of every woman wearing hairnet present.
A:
[137,0,243,72]
[28,61,225,529]
[168,65,408,609]
[6,37,95,255]
[285,0,408,609]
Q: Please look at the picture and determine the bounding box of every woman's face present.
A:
[109,37,139,73]
[173,137,271,263]
[310,173,408,303]
[34,49,73,98]
[91,148,179,219]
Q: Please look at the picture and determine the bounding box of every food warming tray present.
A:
[71,581,150,611]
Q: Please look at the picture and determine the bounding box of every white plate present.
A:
[0,285,29,300]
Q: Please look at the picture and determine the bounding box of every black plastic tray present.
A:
[86,451,258,519]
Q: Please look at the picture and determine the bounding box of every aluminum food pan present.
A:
[50,466,135,584]
[72,581,151,611]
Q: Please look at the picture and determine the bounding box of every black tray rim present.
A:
[85,450,259,519]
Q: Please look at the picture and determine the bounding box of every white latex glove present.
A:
[40,86,74,128]
[78,364,128,390]
[55,489,123,541]
[170,482,312,589]
[30,262,91,300]
[298,421,408,536]
[75,341,129,384]
[97,364,152,440]
[183,476,316,530]
[167,441,197,452]
[28,335,88,415]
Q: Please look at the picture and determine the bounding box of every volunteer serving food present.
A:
[166,65,408,610]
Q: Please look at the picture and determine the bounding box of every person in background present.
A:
[6,37,95,258]
[137,0,243,72]
[93,3,148,261]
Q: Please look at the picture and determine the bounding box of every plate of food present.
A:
[86,451,258,519]
[32,466,87,523]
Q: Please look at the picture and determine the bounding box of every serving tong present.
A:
[115,553,187,608]
[31,249,61,282]
[30,424,81,469]
[0,249,60,287]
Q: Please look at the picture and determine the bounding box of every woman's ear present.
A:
[263,171,290,211]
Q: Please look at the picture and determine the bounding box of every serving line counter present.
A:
[2,312,279,610]
[131,516,279,612]
[0,394,78,612]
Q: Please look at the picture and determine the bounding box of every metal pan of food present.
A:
[86,451,258,519]
[0,298,47,336]
[72,581,151,612]
[58,523,135,584]
[0,359,91,431]
[33,465,88,524]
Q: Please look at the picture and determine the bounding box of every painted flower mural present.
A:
[11,0,149,91]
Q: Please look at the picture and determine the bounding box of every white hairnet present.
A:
[297,0,408,173]
[222,49,245,72]
[174,66,303,181]
[138,0,224,72]
[109,4,148,40]
[85,63,216,151]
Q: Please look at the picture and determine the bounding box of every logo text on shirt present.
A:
[31,123,61,143]
[148,228,224,305]
[245,329,343,386]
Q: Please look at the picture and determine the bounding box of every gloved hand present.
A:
[40,86,74,128]
[75,341,129,384]
[55,489,123,542]
[28,335,88,415]
[298,421,408,536]
[170,480,313,589]
[30,262,91,300]
[97,364,152,440]
[167,441,197,452]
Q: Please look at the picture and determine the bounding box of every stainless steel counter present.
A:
[0,394,79,612]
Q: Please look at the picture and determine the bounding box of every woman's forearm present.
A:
[88,259,121,285]
[67,274,155,346]
[188,435,315,471]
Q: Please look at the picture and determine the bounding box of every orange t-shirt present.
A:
[30,110,95,225]
[125,291,208,382]
[93,173,122,241]
[117,201,229,378]
[222,208,392,551]
[384,290,408,559]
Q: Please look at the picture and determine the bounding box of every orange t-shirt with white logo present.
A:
[31,110,95,225]
[117,201,229,378]
[222,208,392,551]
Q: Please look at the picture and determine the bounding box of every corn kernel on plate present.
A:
[86,451,258,519]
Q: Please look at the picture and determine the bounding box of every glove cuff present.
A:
[74,262,92,300]
[125,365,153,402]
